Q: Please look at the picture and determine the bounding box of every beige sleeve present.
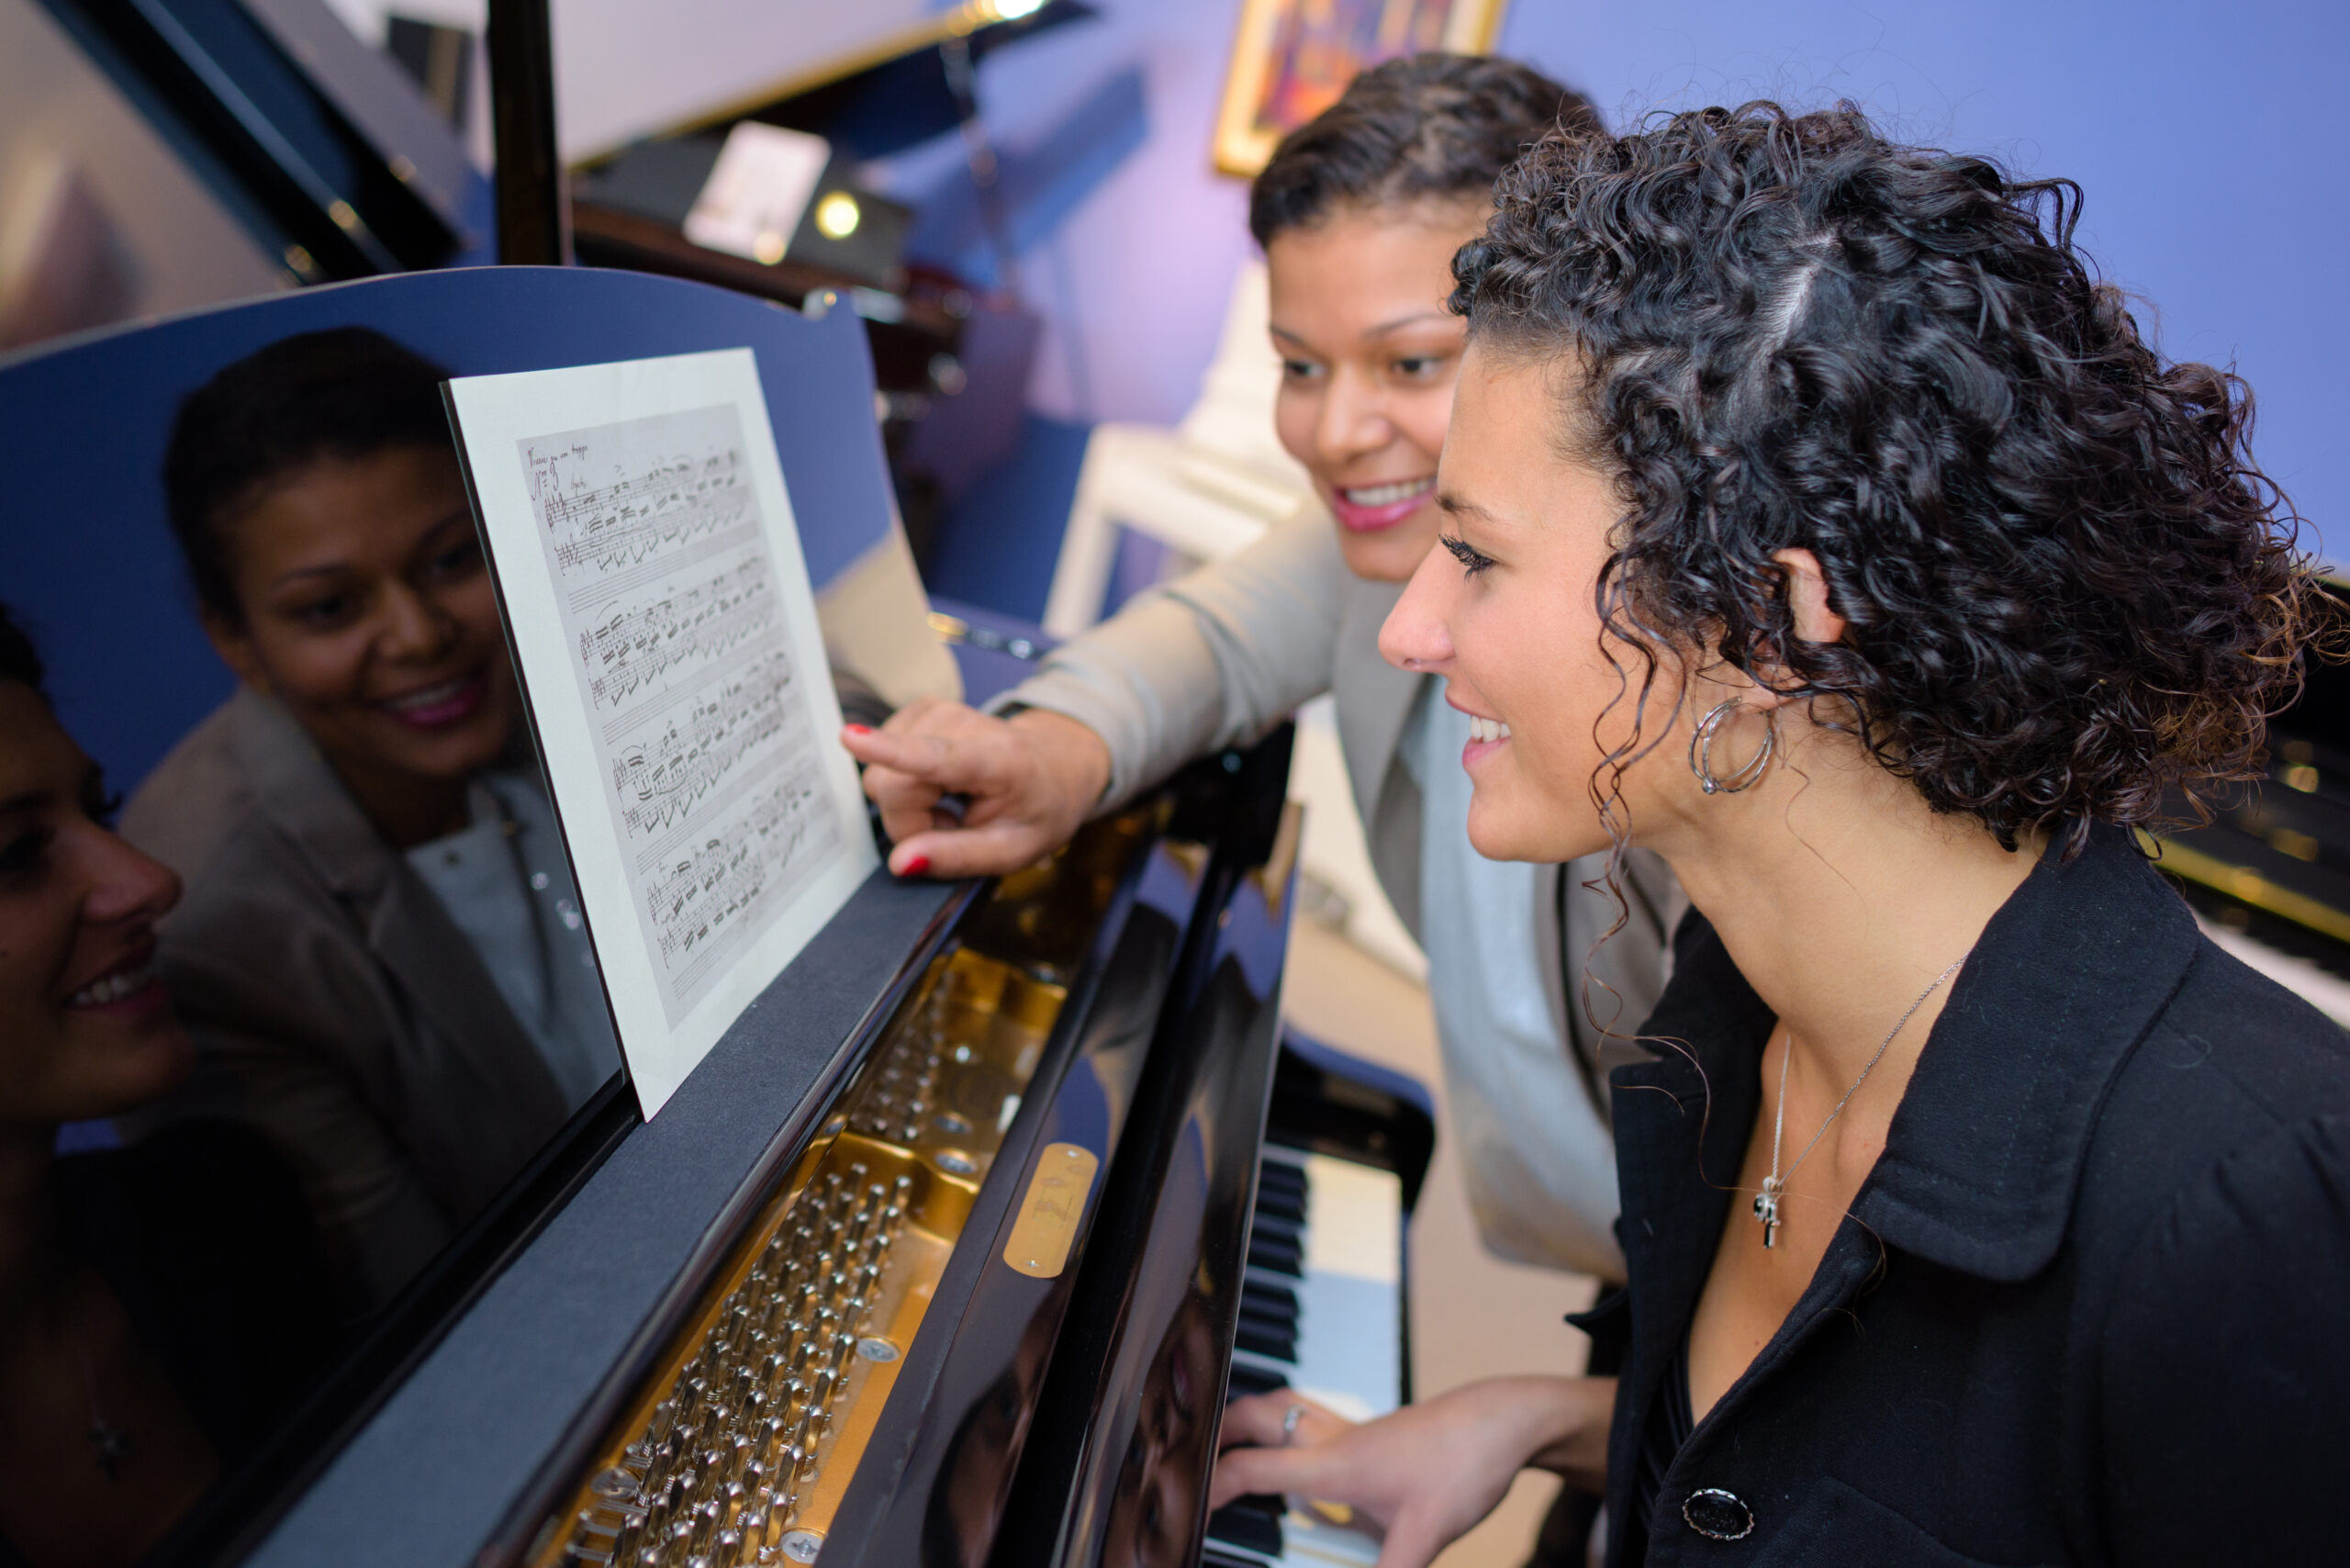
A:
[131,894,455,1318]
[991,507,1348,809]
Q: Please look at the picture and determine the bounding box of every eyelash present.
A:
[1439,533,1495,577]
[0,827,50,878]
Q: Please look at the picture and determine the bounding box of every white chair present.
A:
[1041,263,1427,979]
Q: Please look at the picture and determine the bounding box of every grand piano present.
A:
[0,261,1431,1568]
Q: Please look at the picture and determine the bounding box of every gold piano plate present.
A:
[533,946,1067,1568]
[1002,1143,1100,1279]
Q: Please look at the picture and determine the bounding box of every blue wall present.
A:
[916,0,2349,614]
[1503,0,2350,557]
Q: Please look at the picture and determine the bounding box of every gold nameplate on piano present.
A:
[1002,1143,1099,1278]
[532,946,1066,1568]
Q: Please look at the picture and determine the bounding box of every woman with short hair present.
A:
[1214,102,2349,1566]
[848,52,1668,1288]
[124,330,618,1316]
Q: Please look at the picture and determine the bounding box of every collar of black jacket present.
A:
[1617,822,2201,1284]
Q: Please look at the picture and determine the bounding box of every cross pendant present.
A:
[1752,1178,1783,1250]
[89,1417,134,1481]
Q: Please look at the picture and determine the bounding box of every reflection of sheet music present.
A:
[520,403,843,1024]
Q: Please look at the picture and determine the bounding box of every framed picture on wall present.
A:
[1212,0,1509,176]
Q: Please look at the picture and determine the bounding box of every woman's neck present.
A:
[1649,730,2042,1086]
[330,756,473,850]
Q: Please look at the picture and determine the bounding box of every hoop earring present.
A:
[1689,700,1775,794]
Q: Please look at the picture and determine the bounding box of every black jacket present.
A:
[1591,824,2350,1566]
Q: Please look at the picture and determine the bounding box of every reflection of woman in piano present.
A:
[1215,104,2349,1564]
[0,606,331,1568]
[848,55,1668,1286]
[119,330,619,1316]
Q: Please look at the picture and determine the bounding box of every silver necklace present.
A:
[1752,955,1965,1249]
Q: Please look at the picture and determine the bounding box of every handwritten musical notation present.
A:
[647,758,828,996]
[520,403,845,1024]
[534,443,753,576]
[581,558,774,711]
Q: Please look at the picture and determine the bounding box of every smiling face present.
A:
[1266,198,1483,583]
[1380,345,1696,862]
[0,682,192,1126]
[204,444,518,845]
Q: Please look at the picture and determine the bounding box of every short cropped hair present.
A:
[1248,53,1601,247]
[0,602,45,695]
[1452,102,2322,853]
[162,327,453,623]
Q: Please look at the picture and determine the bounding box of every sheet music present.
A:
[448,350,876,1115]
[520,403,844,1025]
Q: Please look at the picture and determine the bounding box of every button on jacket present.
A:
[1590,824,2350,1566]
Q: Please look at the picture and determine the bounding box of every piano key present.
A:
[1202,1550,1268,1568]
[1210,1147,1407,1568]
[1206,1496,1286,1558]
[1225,1361,1289,1398]
[1233,1321,1297,1363]
[1246,1231,1304,1277]
[1241,1278,1298,1317]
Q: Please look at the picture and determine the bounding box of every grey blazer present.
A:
[120,689,571,1316]
[1001,508,1679,1279]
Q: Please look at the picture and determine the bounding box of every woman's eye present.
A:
[0,827,51,878]
[423,538,484,583]
[1393,354,1447,378]
[1440,532,1496,577]
[290,593,356,627]
[1279,358,1324,381]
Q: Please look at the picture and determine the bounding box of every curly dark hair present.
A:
[1248,53,1601,247]
[163,327,453,625]
[1451,101,2322,853]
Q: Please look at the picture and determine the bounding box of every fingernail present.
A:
[843,723,872,736]
[899,854,931,877]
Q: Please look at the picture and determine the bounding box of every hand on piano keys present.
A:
[1209,1380,1615,1568]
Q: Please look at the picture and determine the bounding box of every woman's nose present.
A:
[1378,541,1459,672]
[81,827,183,928]
[1314,366,1392,466]
[378,583,456,660]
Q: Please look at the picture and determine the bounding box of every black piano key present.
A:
[1237,1303,1296,1345]
[1255,1161,1308,1195]
[1206,1495,1286,1558]
[1247,1231,1303,1277]
[1238,1280,1299,1318]
[1225,1361,1289,1397]
[1234,1322,1297,1363]
[1252,1187,1307,1226]
[1250,1203,1302,1237]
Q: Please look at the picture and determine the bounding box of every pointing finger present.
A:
[883,817,1053,879]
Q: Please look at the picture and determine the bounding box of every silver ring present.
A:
[1281,1402,1307,1445]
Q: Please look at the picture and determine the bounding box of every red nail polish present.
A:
[900,854,931,877]
[843,722,872,736]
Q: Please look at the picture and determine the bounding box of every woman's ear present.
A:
[200,609,270,696]
[1771,548,1847,646]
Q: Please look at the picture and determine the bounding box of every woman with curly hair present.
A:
[1213,103,2349,1566]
